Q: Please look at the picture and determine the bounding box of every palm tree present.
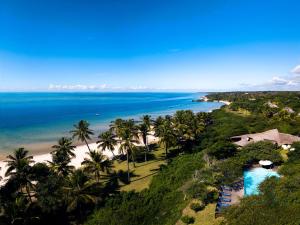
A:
[172,110,205,151]
[48,160,74,177]
[138,115,152,162]
[5,148,34,203]
[51,137,75,158]
[153,116,165,137]
[97,131,117,158]
[117,119,139,182]
[49,137,75,177]
[71,120,94,152]
[155,119,175,159]
[64,169,99,221]
[109,118,125,136]
[81,150,111,182]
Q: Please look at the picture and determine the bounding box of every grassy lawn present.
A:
[111,145,166,192]
[225,107,251,116]
[176,202,224,225]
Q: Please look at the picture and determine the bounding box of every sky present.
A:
[1,0,300,92]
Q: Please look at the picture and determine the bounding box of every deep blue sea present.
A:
[0,92,222,154]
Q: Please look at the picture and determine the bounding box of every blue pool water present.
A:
[244,167,280,196]
[0,92,223,154]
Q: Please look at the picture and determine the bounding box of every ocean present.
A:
[0,92,222,155]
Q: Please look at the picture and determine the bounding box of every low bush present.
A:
[181,215,195,224]
[190,202,205,212]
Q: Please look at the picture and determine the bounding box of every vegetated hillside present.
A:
[86,92,300,225]
[207,91,300,135]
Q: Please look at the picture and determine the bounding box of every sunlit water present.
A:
[0,92,223,154]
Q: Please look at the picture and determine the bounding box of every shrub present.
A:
[186,182,207,199]
[204,189,219,203]
[207,140,237,160]
[190,202,205,212]
[181,215,195,224]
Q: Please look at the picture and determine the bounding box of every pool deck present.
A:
[231,187,244,204]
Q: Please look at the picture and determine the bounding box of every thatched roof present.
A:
[283,107,295,114]
[265,101,278,108]
[231,129,300,147]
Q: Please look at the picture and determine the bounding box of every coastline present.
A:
[0,133,159,185]
[198,95,231,105]
[0,92,224,156]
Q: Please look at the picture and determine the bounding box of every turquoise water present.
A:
[244,167,280,196]
[0,92,223,154]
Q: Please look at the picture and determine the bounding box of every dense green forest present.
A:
[1,92,300,225]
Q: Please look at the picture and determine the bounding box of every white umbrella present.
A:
[259,160,273,166]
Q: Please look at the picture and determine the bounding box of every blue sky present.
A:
[1,0,300,91]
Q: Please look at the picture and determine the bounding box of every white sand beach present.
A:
[0,133,159,185]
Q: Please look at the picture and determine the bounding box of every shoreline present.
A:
[0,133,159,185]
[198,96,231,105]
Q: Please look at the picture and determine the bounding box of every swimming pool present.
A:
[244,167,280,196]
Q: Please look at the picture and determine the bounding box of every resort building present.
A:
[231,129,300,147]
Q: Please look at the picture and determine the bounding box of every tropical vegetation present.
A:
[1,92,300,225]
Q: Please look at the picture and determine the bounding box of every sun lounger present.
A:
[219,197,231,202]
[217,202,230,207]
[221,186,232,191]
[220,192,231,196]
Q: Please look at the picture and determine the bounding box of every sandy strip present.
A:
[0,134,159,185]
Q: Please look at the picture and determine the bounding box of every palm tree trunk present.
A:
[144,136,148,162]
[132,155,136,168]
[127,151,130,183]
[96,172,100,183]
[26,184,32,203]
[84,139,91,152]
[129,146,136,168]
[165,143,168,159]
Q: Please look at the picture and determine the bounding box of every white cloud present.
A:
[48,84,108,90]
[48,84,155,91]
[291,65,300,74]
[238,75,300,91]
[270,76,289,85]
[270,76,300,86]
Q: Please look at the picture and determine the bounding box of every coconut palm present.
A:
[51,137,75,159]
[155,119,175,158]
[81,150,112,182]
[172,110,205,151]
[5,148,34,203]
[97,131,117,158]
[64,169,98,221]
[138,116,152,162]
[48,158,74,177]
[117,119,139,182]
[49,137,75,177]
[109,118,125,136]
[71,120,94,152]
[154,116,167,137]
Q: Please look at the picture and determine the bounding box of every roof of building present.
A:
[231,129,300,147]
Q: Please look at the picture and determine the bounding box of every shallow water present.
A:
[0,92,223,154]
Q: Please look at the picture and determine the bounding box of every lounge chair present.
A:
[217,202,230,207]
[221,186,232,191]
[219,197,231,202]
[220,192,231,197]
